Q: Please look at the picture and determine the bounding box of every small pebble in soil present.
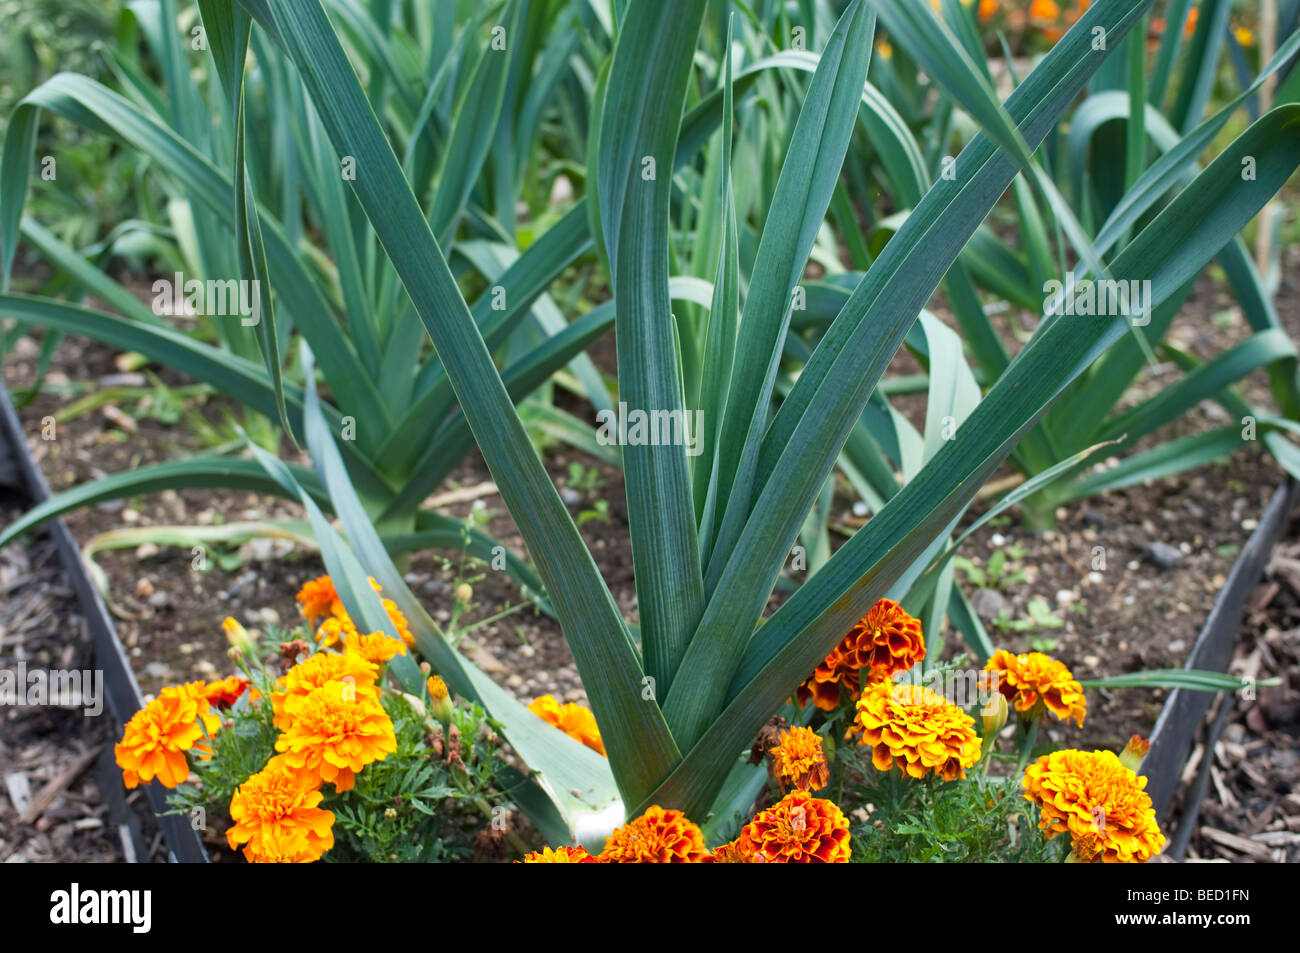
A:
[559,487,581,506]
[851,500,869,518]
[969,588,1007,621]
[1144,541,1185,569]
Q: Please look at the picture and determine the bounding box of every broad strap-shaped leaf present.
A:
[239,0,679,806]
[704,2,875,595]
[661,0,1155,751]
[593,0,709,694]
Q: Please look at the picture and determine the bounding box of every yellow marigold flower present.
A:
[600,806,707,863]
[768,726,830,792]
[114,683,220,789]
[797,599,926,711]
[1022,749,1165,863]
[271,650,379,730]
[736,790,851,863]
[984,649,1086,726]
[226,759,335,863]
[528,694,605,757]
[273,681,397,792]
[342,629,407,665]
[517,846,597,863]
[848,680,981,780]
[314,615,352,649]
[1234,26,1254,48]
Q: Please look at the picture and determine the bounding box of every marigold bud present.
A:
[981,691,1009,738]
[454,582,473,605]
[1119,734,1151,773]
[427,675,454,724]
[222,616,257,655]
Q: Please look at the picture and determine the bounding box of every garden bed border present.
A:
[0,380,208,863]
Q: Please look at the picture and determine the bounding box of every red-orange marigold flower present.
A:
[202,676,251,711]
[848,679,981,780]
[736,790,851,863]
[600,806,707,863]
[517,845,597,863]
[797,599,925,710]
[768,726,830,792]
[1023,749,1165,863]
[985,649,1086,726]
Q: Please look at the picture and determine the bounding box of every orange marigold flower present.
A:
[1023,749,1165,863]
[1029,0,1060,21]
[768,726,830,792]
[984,649,1086,726]
[848,679,981,780]
[978,0,997,22]
[273,681,397,792]
[202,676,251,711]
[271,650,379,730]
[528,694,605,757]
[296,575,343,624]
[737,790,851,863]
[115,684,220,789]
[226,759,335,863]
[517,845,597,863]
[342,629,407,665]
[797,599,925,711]
[600,806,707,863]
[381,598,414,649]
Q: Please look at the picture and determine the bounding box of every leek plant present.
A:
[848,0,1300,529]
[139,0,1299,842]
[0,0,623,596]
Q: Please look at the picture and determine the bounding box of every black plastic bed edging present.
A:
[1142,477,1299,852]
[0,380,208,863]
